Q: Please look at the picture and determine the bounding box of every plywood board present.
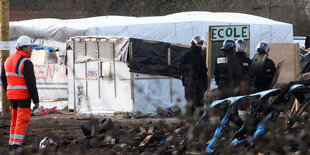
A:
[268,43,299,84]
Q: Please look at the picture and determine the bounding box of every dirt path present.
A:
[0,111,185,155]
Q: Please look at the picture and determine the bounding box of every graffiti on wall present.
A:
[34,64,67,83]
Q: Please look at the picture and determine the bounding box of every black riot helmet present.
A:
[191,35,205,46]
[221,39,236,51]
[256,42,270,54]
[236,39,247,53]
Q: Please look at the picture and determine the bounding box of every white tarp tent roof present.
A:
[10,11,293,58]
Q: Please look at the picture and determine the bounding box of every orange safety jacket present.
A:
[4,50,31,99]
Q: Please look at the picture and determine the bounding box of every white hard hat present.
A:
[16,36,33,47]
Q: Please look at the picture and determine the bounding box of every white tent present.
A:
[10,11,293,58]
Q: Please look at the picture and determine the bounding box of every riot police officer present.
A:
[178,35,208,114]
[214,39,242,99]
[252,42,276,92]
[235,39,251,94]
[235,39,251,77]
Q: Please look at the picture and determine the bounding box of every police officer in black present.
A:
[252,42,276,92]
[178,36,208,114]
[235,39,251,94]
[214,39,243,99]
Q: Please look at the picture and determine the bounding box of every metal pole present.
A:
[1,0,10,116]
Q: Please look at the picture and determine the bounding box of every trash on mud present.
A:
[157,105,181,117]
[81,118,114,137]
[33,106,57,116]
[39,137,58,149]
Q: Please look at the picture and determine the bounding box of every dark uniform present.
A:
[236,53,251,79]
[214,49,243,99]
[235,53,251,95]
[253,57,276,92]
[178,46,208,112]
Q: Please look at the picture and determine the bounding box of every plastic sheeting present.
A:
[10,11,293,59]
[69,37,129,62]
[128,38,190,78]
[133,73,186,113]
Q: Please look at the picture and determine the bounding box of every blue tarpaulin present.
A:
[32,45,56,52]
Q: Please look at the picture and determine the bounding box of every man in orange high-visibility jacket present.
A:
[1,36,39,150]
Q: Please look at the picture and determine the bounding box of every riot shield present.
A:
[248,53,268,88]
[270,57,286,88]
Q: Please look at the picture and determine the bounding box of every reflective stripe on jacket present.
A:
[4,50,31,99]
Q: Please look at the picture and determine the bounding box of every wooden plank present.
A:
[140,135,153,147]
[170,78,173,104]
[98,62,100,99]
[167,48,171,65]
[269,43,299,84]
[112,43,117,98]
[147,125,154,134]
[139,125,154,147]
[130,72,134,101]
[40,98,68,102]
[170,43,191,48]
[295,44,300,79]
[139,126,147,134]
[206,31,212,88]
[135,77,171,80]
[118,78,130,81]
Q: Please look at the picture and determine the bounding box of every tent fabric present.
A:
[10,11,293,58]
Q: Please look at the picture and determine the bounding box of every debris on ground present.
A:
[33,106,58,116]
[80,118,114,137]
[39,137,58,149]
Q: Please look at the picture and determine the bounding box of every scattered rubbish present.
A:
[39,137,58,149]
[120,144,127,148]
[33,106,57,116]
[81,118,114,137]
[59,140,71,149]
[139,125,154,147]
[169,105,181,115]
[154,136,169,146]
[110,138,116,145]
[157,105,181,117]
[157,107,169,117]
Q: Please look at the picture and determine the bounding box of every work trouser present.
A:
[9,98,31,146]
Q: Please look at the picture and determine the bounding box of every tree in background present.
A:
[9,0,310,36]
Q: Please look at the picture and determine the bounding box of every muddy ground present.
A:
[0,109,201,155]
[1,108,310,155]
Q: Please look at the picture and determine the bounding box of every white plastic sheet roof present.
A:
[10,11,293,58]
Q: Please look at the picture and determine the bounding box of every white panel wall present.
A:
[133,73,186,113]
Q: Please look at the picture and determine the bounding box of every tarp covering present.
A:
[128,38,192,78]
[10,11,293,58]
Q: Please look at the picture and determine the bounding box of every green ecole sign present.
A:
[210,25,250,41]
[208,25,250,77]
